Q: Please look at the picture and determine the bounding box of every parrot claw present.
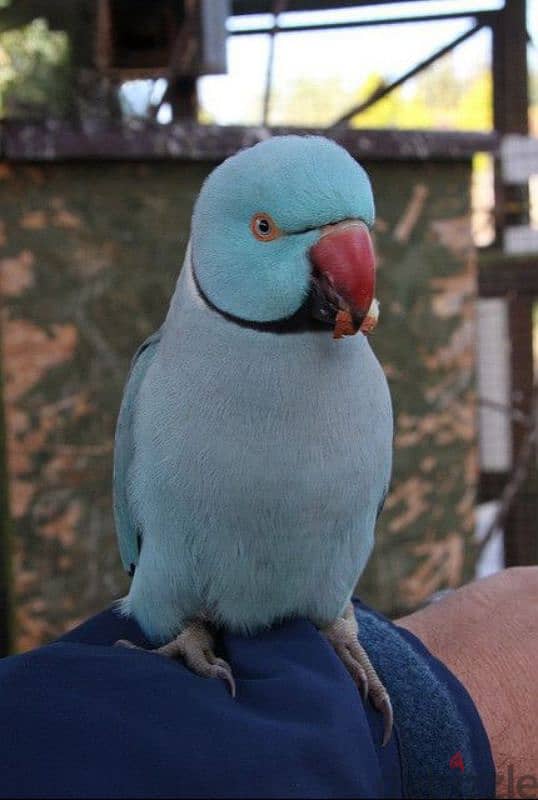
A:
[210,658,237,698]
[115,638,141,650]
[321,603,393,746]
[115,619,236,697]
[379,695,394,748]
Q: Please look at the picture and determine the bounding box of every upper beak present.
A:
[308,220,377,338]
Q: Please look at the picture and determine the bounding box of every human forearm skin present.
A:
[397,568,538,799]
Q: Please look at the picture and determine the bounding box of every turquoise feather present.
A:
[192,135,374,322]
[114,329,162,576]
[114,136,393,643]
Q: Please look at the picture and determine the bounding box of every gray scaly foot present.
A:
[321,602,393,746]
[116,618,236,697]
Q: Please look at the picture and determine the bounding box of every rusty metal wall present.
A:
[0,157,476,650]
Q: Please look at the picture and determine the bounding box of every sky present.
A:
[120,1,537,125]
[194,0,537,126]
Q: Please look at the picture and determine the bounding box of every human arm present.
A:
[397,567,538,798]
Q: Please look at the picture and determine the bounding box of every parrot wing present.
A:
[113,329,162,576]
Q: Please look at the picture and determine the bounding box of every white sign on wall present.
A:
[476,298,512,471]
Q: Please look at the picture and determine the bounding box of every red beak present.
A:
[309,220,376,336]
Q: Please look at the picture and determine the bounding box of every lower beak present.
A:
[308,220,377,338]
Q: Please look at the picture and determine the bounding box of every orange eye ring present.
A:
[250,213,281,242]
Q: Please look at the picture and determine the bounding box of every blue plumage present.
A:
[114,135,393,647]
[114,329,161,576]
[192,135,374,322]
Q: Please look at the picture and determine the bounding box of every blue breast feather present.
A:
[116,249,393,644]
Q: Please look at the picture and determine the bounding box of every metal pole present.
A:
[262,0,287,127]
[328,23,484,130]
[230,10,495,36]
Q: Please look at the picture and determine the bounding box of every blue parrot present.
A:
[114,135,394,743]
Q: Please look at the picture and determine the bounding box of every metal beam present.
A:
[229,10,495,36]
[328,22,484,129]
[232,0,459,12]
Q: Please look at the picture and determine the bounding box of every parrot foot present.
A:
[321,603,393,746]
[115,619,236,697]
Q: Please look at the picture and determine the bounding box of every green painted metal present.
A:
[0,157,476,648]
[0,347,12,656]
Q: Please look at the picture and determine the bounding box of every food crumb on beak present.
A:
[333,309,356,340]
[332,299,380,340]
[359,298,380,335]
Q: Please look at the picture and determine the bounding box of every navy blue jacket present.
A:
[0,601,494,798]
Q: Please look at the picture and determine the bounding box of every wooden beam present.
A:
[505,293,536,566]
[478,250,537,569]
[0,120,497,163]
[492,0,529,136]
[478,255,538,297]
[491,0,529,240]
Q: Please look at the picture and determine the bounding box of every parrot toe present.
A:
[115,638,141,650]
[116,619,236,697]
[156,619,237,697]
[321,603,393,746]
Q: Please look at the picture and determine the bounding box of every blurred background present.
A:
[0,0,536,653]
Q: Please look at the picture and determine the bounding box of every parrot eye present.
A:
[251,213,281,242]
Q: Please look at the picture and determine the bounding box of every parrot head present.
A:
[191,135,377,338]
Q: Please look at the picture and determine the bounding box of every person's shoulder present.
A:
[354,599,495,800]
[58,603,150,647]
[0,605,400,799]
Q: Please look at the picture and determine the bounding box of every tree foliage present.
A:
[0,6,531,132]
[0,17,70,118]
[266,57,494,132]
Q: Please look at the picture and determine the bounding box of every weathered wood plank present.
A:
[478,254,538,296]
[1,120,497,163]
